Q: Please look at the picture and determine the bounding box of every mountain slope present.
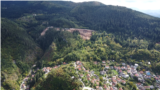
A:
[1,18,43,90]
[1,1,160,90]
[70,5,160,42]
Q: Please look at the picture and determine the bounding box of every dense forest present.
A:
[1,1,160,90]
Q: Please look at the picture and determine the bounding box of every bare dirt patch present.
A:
[41,26,94,40]
[67,28,94,40]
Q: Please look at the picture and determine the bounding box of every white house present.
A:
[135,64,138,67]
[122,74,129,78]
[148,62,151,64]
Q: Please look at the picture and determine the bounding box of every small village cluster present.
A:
[20,63,63,90]
[20,60,160,90]
[74,60,160,90]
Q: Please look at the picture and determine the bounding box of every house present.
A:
[91,80,95,83]
[119,87,123,90]
[110,87,113,90]
[156,79,160,83]
[63,62,66,65]
[77,65,81,68]
[122,73,129,78]
[139,71,144,74]
[71,76,74,79]
[105,66,110,69]
[80,74,84,77]
[21,84,26,89]
[82,67,86,71]
[87,78,91,81]
[102,61,106,64]
[135,73,140,77]
[127,70,131,74]
[96,82,99,85]
[135,64,138,67]
[100,71,106,75]
[144,86,150,89]
[112,76,116,80]
[150,85,154,89]
[96,86,99,90]
[78,68,81,71]
[112,79,117,85]
[90,71,94,75]
[122,63,125,66]
[76,61,81,65]
[99,86,103,90]
[32,75,35,77]
[86,70,89,73]
[104,85,107,89]
[138,78,143,82]
[131,68,137,74]
[144,75,151,79]
[121,66,126,70]
[118,69,122,74]
[127,65,131,70]
[114,66,117,70]
[113,87,118,90]
[117,78,121,82]
[87,74,90,77]
[146,71,151,76]
[138,86,145,90]
[121,80,126,84]
[148,62,151,64]
[26,85,30,90]
[94,61,98,65]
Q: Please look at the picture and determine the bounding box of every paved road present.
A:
[20,70,32,90]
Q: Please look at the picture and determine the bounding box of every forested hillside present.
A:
[1,1,160,90]
[1,18,43,90]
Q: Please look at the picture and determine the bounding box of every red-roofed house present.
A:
[76,61,81,65]
[87,74,90,77]
[119,87,123,90]
[105,66,110,69]
[140,71,143,74]
[94,61,98,65]
[144,86,150,89]
[91,80,95,83]
[110,87,113,90]
[102,61,106,64]
[78,68,81,71]
[96,82,99,86]
[32,75,35,77]
[112,79,117,85]
[121,80,126,84]
[135,73,139,77]
[117,78,121,82]
[96,86,99,89]
[104,85,107,89]
[87,78,91,81]
[63,62,66,65]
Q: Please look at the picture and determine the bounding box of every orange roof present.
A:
[96,86,99,89]
[78,68,81,70]
[104,85,107,89]
[63,62,66,64]
[110,87,113,90]
[96,82,99,85]
[119,87,123,90]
